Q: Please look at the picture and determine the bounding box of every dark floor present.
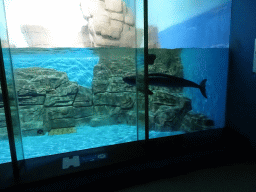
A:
[114,134,256,192]
[115,161,256,192]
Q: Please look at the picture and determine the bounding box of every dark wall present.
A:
[226,0,256,148]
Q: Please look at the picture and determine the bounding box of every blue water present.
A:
[181,48,229,128]
[11,48,99,88]
[0,47,228,164]
[0,125,184,164]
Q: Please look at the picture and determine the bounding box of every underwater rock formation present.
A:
[0,67,94,138]
[0,48,214,139]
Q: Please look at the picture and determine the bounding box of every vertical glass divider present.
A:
[144,0,149,142]
[0,41,19,180]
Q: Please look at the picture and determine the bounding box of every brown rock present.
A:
[43,106,75,130]
[20,25,54,48]
[124,8,134,26]
[181,111,215,132]
[105,0,123,12]
[73,86,93,107]
[110,12,124,22]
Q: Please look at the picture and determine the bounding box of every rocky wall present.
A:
[20,0,159,48]
[0,48,214,139]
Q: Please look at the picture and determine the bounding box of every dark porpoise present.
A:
[123,73,207,98]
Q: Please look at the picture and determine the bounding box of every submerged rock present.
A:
[0,48,215,139]
[0,67,94,138]
[181,111,215,132]
[154,96,192,131]
[48,127,77,136]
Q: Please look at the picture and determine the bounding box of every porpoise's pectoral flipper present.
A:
[199,79,207,98]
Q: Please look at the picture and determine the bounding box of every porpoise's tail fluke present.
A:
[199,79,207,98]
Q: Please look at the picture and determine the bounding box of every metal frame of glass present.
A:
[0,0,24,181]
[0,39,20,180]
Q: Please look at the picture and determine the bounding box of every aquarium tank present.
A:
[0,0,231,164]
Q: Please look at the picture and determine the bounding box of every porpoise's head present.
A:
[123,75,136,86]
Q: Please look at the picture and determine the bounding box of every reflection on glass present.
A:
[0,0,149,163]
[147,0,231,139]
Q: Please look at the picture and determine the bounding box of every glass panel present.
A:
[0,0,24,164]
[135,0,146,140]
[1,0,142,161]
[253,39,256,74]
[147,0,231,139]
